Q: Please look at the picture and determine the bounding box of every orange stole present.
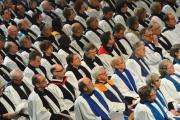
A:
[95,80,114,92]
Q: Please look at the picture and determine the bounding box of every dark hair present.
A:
[32,12,41,25]
[29,50,42,61]
[78,81,86,93]
[39,40,52,52]
[116,0,128,13]
[52,17,63,32]
[32,74,41,86]
[102,7,113,14]
[63,7,74,19]
[66,53,75,65]
[126,16,138,29]
[50,66,56,74]
[74,0,83,13]
[113,23,125,33]
[100,31,111,47]
[58,34,71,48]
[0,34,5,42]
[138,86,153,103]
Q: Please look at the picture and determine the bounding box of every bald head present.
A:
[10,69,23,85]
[78,77,94,94]
[51,64,65,79]
[72,22,83,36]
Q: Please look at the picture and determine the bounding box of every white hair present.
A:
[91,66,104,80]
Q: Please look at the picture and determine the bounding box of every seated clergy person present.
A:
[81,43,104,73]
[47,64,78,113]
[75,77,126,120]
[3,42,26,71]
[23,50,49,85]
[159,59,180,102]
[4,69,31,119]
[113,23,133,59]
[0,80,25,120]
[146,73,180,117]
[28,74,72,120]
[65,53,92,81]
[0,52,11,84]
[70,22,90,57]
[170,44,180,75]
[92,66,135,113]
[134,86,174,120]
[111,56,139,100]
[126,41,151,89]
[40,40,63,79]
[140,27,163,73]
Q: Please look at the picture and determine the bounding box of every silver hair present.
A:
[146,73,160,87]
[10,69,23,80]
[91,66,104,80]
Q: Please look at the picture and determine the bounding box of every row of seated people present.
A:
[0,0,179,119]
[0,56,180,119]
[0,0,179,67]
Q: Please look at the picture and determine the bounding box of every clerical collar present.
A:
[95,80,107,85]
[34,87,45,95]
[72,34,82,41]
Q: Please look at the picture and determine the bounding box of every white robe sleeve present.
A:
[28,92,51,120]
[126,59,146,90]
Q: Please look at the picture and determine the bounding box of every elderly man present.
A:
[47,64,78,114]
[4,69,31,119]
[0,79,28,119]
[28,74,71,120]
[70,22,90,57]
[7,25,20,48]
[75,77,125,120]
[40,0,58,26]
[92,66,135,113]
[3,42,26,71]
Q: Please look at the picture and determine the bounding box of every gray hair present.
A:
[91,66,104,80]
[10,69,23,80]
[133,41,144,51]
[146,73,160,87]
[159,59,172,77]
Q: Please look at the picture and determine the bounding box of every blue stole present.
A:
[174,59,180,64]
[165,75,180,92]
[115,69,137,92]
[156,90,167,108]
[81,90,111,120]
[129,53,150,77]
[145,101,168,120]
